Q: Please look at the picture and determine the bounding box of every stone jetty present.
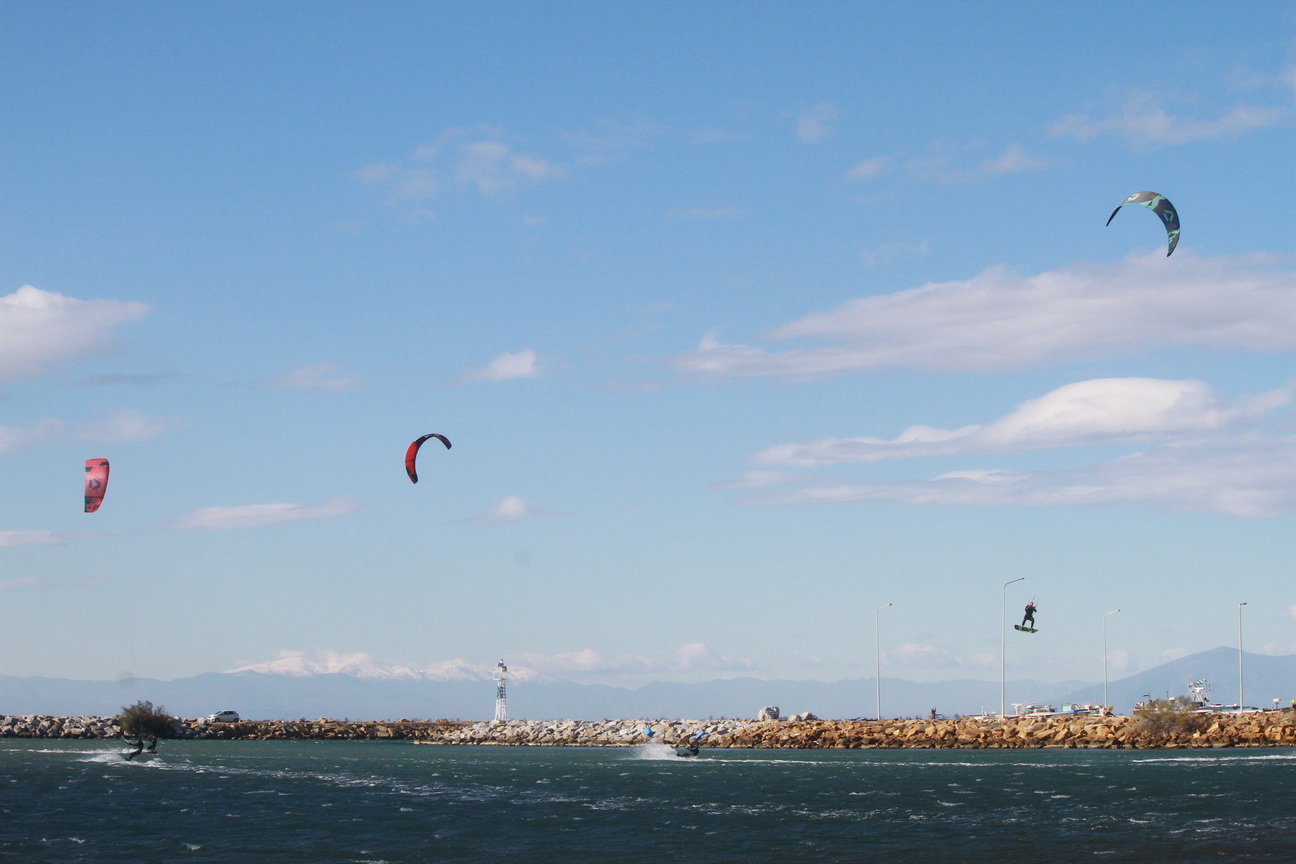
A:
[5,712,1296,749]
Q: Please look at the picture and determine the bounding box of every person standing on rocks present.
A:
[1022,601,1037,630]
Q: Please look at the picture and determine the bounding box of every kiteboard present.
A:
[1013,625,1037,633]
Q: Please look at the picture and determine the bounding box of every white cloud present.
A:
[860,239,928,268]
[267,363,362,392]
[845,156,892,180]
[77,409,177,443]
[458,349,541,383]
[455,139,565,195]
[0,531,69,548]
[0,285,148,385]
[886,643,997,671]
[715,470,803,491]
[515,642,753,680]
[0,576,47,590]
[674,253,1296,379]
[852,143,1047,184]
[1,410,174,452]
[757,378,1291,466]
[568,114,664,165]
[976,143,1050,175]
[355,128,564,205]
[1051,90,1290,147]
[741,433,1296,517]
[664,207,742,219]
[796,102,838,143]
[0,418,65,452]
[465,495,555,525]
[168,496,363,530]
[227,649,528,681]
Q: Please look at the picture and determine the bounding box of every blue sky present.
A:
[2,2,1295,692]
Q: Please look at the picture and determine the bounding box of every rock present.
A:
[758,706,780,721]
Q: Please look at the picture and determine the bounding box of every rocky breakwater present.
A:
[7,712,1296,748]
[706,712,1296,749]
[412,718,748,746]
[0,715,122,739]
[0,715,743,745]
[0,714,470,741]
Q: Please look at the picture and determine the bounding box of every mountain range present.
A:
[2,647,1289,721]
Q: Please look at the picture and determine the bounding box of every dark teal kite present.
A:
[1106,191,1180,256]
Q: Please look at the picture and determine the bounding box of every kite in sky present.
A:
[1106,190,1180,256]
[405,434,451,483]
[84,458,110,513]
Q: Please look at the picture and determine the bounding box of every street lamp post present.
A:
[876,603,892,721]
[1103,609,1120,711]
[1001,577,1025,716]
[1238,602,1247,716]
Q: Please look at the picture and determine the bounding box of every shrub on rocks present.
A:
[117,700,174,739]
[1133,697,1208,742]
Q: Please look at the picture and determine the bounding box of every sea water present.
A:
[3,738,1293,862]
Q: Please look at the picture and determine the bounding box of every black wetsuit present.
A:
[1022,603,1037,628]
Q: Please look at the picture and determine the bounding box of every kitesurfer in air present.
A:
[1022,601,1037,630]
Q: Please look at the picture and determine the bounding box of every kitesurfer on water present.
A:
[1022,601,1037,630]
[124,738,144,760]
[146,736,157,753]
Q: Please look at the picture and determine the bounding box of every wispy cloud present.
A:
[860,239,928,268]
[740,433,1296,518]
[976,143,1051,175]
[756,378,1291,466]
[0,418,65,452]
[674,253,1296,379]
[464,495,556,525]
[845,156,892,180]
[267,363,362,392]
[457,349,541,383]
[1051,89,1291,148]
[516,642,754,681]
[455,140,565,195]
[77,409,178,443]
[664,206,742,219]
[168,496,363,530]
[796,102,838,143]
[355,127,564,205]
[846,143,1048,184]
[567,113,664,165]
[1,410,175,452]
[885,643,997,671]
[0,531,71,548]
[0,575,48,589]
[0,285,148,385]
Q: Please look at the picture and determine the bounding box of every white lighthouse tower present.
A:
[492,660,508,723]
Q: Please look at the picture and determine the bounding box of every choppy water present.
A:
[3,739,1293,862]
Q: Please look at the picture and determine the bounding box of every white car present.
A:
[206,710,240,723]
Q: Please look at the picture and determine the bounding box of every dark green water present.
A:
[3,739,1293,862]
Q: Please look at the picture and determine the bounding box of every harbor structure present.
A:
[493,660,508,723]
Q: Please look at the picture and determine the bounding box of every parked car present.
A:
[206,710,240,723]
